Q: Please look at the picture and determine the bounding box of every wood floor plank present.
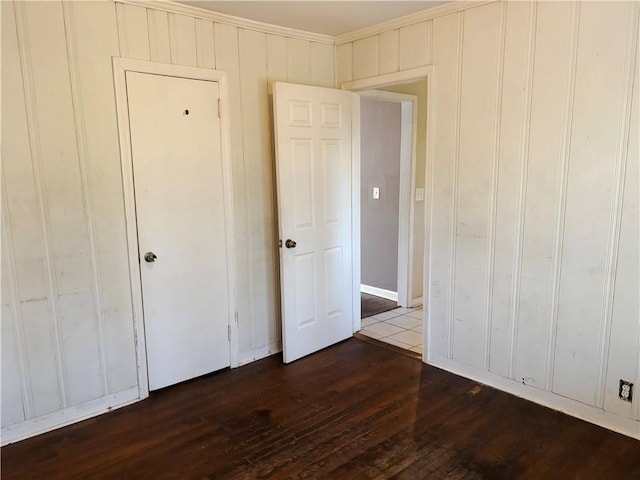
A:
[362,292,398,318]
[2,339,639,479]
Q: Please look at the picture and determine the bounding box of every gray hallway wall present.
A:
[360,97,402,292]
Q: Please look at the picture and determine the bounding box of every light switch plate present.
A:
[373,187,380,199]
[415,188,425,201]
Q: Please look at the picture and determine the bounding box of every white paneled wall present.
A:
[1,0,334,442]
[338,0,639,436]
[2,0,137,435]
[2,0,638,444]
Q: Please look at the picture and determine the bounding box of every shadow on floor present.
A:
[361,292,396,318]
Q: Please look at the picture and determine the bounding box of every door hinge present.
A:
[218,98,222,118]
[228,324,231,341]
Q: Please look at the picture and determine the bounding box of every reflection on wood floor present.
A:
[3,339,640,479]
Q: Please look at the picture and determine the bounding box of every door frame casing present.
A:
[357,89,418,308]
[112,58,237,400]
[343,65,435,358]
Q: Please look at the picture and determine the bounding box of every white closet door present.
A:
[127,72,230,390]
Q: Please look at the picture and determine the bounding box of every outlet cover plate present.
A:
[619,380,633,402]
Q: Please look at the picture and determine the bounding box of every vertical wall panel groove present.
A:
[399,20,431,70]
[483,1,507,370]
[267,34,286,348]
[2,1,35,423]
[13,1,68,409]
[634,35,640,421]
[147,9,171,63]
[1,176,33,420]
[235,26,256,349]
[309,42,334,87]
[453,2,502,367]
[145,8,154,60]
[352,35,378,80]
[69,1,137,395]
[552,1,633,404]
[193,19,199,63]
[336,43,353,86]
[195,19,215,69]
[286,37,310,84]
[238,28,275,349]
[508,1,537,379]
[429,13,459,357]
[115,3,150,60]
[487,1,533,377]
[426,20,433,65]
[168,13,197,66]
[377,29,399,74]
[595,3,640,408]
[115,3,127,57]
[546,1,580,392]
[266,33,287,347]
[266,34,287,91]
[61,1,108,396]
[447,11,464,358]
[214,22,253,354]
[518,2,577,390]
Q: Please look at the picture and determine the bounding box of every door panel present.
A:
[126,72,230,390]
[274,82,353,363]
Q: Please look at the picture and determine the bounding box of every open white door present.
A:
[273,82,354,363]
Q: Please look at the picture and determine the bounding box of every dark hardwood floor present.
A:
[361,292,397,318]
[3,339,639,479]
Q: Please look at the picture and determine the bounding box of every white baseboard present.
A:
[237,342,281,367]
[426,352,640,440]
[361,284,398,302]
[410,296,423,308]
[1,386,140,446]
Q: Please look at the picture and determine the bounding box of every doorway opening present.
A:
[272,66,434,364]
[356,80,428,357]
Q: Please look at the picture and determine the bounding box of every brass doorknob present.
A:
[144,251,158,263]
[285,239,297,249]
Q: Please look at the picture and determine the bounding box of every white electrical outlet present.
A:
[621,385,631,399]
[619,379,633,402]
[415,188,425,201]
[373,187,380,200]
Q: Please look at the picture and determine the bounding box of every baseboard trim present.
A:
[426,352,640,440]
[361,284,398,302]
[410,296,423,308]
[1,386,140,446]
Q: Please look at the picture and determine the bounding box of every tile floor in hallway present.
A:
[359,306,423,355]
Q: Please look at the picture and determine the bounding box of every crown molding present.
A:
[115,0,335,45]
[117,1,499,47]
[335,0,497,45]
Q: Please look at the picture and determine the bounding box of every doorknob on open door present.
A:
[144,251,158,262]
[285,239,297,249]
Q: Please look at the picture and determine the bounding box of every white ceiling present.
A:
[178,1,453,36]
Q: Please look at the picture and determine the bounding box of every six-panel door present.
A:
[273,82,354,363]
